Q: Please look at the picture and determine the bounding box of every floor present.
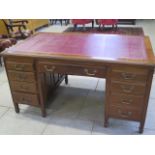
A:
[0,19,155,135]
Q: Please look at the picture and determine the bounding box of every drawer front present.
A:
[10,81,37,93]
[12,92,39,106]
[37,63,106,78]
[110,93,144,109]
[109,106,142,121]
[111,66,148,75]
[8,71,35,82]
[111,81,146,95]
[6,61,34,72]
[111,70,147,83]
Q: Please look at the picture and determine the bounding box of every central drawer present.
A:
[8,71,36,82]
[37,62,106,78]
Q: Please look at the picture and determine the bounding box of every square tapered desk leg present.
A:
[139,121,145,134]
[14,102,20,113]
[41,108,46,117]
[37,72,47,117]
[65,74,68,84]
[104,116,109,127]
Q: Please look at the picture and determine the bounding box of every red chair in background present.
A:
[97,19,118,29]
[72,19,94,29]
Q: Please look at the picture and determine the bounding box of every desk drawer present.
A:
[111,81,146,95]
[10,81,37,93]
[12,92,39,106]
[109,106,142,121]
[111,70,147,83]
[6,61,34,72]
[8,71,35,82]
[110,93,144,109]
[37,63,106,78]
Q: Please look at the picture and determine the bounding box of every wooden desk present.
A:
[1,32,155,133]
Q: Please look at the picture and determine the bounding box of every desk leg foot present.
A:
[104,118,109,127]
[14,103,19,113]
[139,128,143,134]
[41,108,46,117]
[65,75,68,84]
[139,122,144,134]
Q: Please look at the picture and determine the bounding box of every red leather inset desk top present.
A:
[8,32,149,61]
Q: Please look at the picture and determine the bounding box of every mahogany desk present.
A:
[1,32,155,133]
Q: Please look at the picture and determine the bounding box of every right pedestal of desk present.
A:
[104,65,154,133]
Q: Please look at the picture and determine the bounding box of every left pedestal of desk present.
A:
[3,57,43,115]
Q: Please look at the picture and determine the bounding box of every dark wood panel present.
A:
[118,19,136,25]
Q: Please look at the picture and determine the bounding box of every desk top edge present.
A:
[2,32,155,67]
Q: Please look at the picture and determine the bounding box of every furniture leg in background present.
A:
[50,19,70,25]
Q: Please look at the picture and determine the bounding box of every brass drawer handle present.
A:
[121,72,136,80]
[118,110,132,118]
[84,69,96,76]
[121,85,135,93]
[15,64,25,71]
[44,65,55,72]
[121,99,133,105]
